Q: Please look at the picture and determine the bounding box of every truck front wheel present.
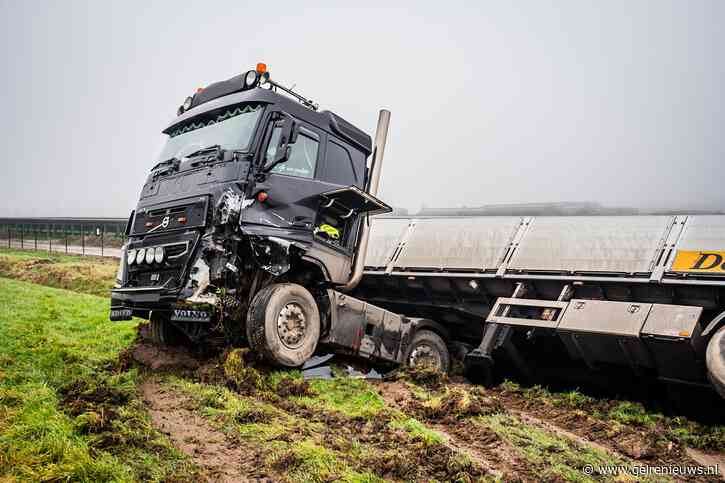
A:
[149,312,185,346]
[405,330,450,373]
[706,325,725,400]
[246,283,320,367]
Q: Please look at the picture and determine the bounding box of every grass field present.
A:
[0,278,202,481]
[0,248,117,297]
[0,248,723,481]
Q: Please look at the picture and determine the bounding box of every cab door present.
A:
[241,112,328,238]
[311,137,370,252]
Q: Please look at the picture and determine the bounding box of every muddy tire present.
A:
[246,283,320,367]
[706,325,725,400]
[149,312,185,346]
[404,330,450,373]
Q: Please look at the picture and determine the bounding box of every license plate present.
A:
[110,308,133,321]
[171,308,211,323]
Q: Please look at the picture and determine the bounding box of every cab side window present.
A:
[265,126,319,179]
[322,140,364,187]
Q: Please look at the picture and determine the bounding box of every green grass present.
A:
[481,413,630,482]
[295,377,387,419]
[0,277,199,482]
[388,417,445,445]
[282,440,384,483]
[0,248,118,297]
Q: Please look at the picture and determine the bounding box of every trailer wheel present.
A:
[405,330,450,373]
[149,312,185,346]
[706,325,725,400]
[246,283,320,367]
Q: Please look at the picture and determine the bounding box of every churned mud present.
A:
[120,338,724,482]
[373,380,540,480]
[140,379,276,482]
[374,375,724,482]
[130,341,202,371]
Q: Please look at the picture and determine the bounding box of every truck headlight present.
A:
[135,248,146,265]
[127,248,136,265]
[116,249,127,286]
[154,246,165,264]
[145,248,155,264]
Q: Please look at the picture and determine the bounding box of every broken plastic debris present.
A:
[302,365,333,380]
[302,353,335,370]
[345,365,382,379]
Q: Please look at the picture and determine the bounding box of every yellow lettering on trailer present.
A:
[672,250,725,273]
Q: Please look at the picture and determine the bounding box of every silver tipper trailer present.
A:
[353,214,725,400]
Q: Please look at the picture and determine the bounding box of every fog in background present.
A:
[1,0,723,217]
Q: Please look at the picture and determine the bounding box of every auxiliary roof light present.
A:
[182,96,193,111]
[243,70,259,89]
[256,62,267,74]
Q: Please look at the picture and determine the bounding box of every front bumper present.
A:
[110,286,215,323]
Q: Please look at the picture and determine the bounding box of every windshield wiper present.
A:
[151,156,179,172]
[184,145,223,162]
[150,157,181,178]
[186,145,247,168]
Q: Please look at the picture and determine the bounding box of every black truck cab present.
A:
[110,66,445,370]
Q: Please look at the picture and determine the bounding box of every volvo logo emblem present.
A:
[161,216,170,228]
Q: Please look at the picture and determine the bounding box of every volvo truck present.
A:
[111,64,725,401]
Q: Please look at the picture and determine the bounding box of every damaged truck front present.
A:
[111,65,450,370]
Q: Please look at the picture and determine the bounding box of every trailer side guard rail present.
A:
[364,214,725,286]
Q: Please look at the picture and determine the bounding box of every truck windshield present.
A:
[157,103,263,162]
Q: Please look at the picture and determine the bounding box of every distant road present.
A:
[1,239,122,259]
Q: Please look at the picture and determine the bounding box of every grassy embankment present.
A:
[0,248,118,297]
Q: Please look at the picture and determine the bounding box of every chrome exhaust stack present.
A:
[341,109,390,292]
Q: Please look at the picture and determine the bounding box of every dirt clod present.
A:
[410,387,504,423]
[387,364,449,389]
[132,341,201,371]
[276,377,316,398]
[222,348,265,393]
[60,378,130,415]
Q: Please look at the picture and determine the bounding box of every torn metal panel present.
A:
[215,188,245,226]
[322,290,414,364]
[185,257,219,305]
[248,235,293,276]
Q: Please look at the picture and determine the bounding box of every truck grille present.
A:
[125,232,198,289]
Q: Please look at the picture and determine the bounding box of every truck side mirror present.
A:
[263,111,296,172]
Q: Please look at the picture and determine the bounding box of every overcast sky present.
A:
[1,0,723,217]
